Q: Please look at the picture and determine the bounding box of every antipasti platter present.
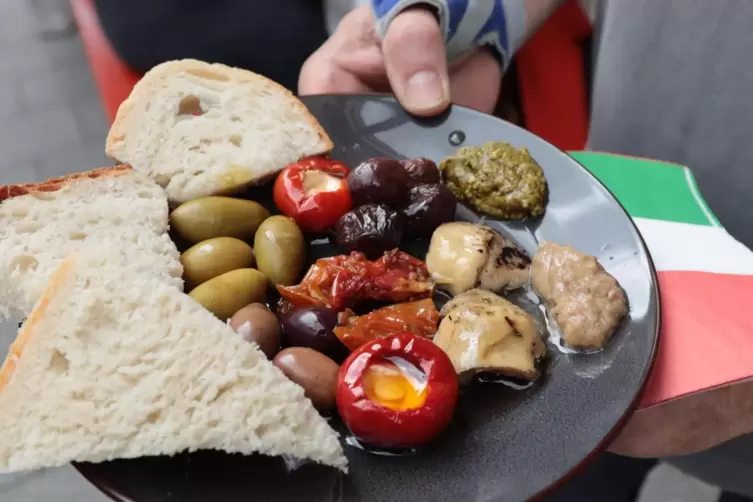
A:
[0,60,659,502]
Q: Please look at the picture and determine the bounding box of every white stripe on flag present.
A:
[684,168,721,228]
[634,217,753,275]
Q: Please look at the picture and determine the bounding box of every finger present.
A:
[298,56,374,96]
[448,48,502,114]
[381,8,450,116]
[298,61,374,96]
[298,7,381,96]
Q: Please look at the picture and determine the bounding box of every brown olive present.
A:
[273,347,339,410]
[403,183,457,237]
[335,204,404,259]
[401,157,440,184]
[230,303,281,358]
[347,158,411,207]
[279,306,347,362]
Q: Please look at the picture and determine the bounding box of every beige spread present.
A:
[531,241,628,350]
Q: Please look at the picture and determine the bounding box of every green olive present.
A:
[254,216,305,286]
[181,237,255,289]
[189,268,267,320]
[170,196,270,243]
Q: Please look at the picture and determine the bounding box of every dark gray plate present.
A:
[75,95,660,502]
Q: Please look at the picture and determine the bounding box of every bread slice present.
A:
[0,246,347,472]
[106,59,334,203]
[0,166,183,320]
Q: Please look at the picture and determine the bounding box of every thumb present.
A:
[381,8,450,116]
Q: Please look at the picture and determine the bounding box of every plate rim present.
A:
[73,95,662,502]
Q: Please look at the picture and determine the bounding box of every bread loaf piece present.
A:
[106,59,334,203]
[0,166,183,319]
[0,246,347,472]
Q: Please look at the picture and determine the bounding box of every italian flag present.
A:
[572,152,753,408]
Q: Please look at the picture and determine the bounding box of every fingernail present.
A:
[403,71,447,111]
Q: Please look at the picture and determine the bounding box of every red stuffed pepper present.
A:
[273,157,352,232]
[336,332,458,449]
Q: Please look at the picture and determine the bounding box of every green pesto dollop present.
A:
[439,141,548,220]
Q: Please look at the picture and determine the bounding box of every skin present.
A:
[298,1,565,116]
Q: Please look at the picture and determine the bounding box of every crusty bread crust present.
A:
[0,257,75,391]
[106,59,334,159]
[0,165,133,202]
[0,249,348,472]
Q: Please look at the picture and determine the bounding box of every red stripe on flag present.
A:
[640,270,753,408]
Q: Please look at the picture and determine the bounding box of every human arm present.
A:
[299,0,565,115]
[372,0,566,69]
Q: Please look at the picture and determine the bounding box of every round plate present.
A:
[75,95,660,502]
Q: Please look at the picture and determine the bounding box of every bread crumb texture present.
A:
[0,247,347,472]
[0,168,183,320]
[106,59,333,203]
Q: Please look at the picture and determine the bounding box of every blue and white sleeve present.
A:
[372,0,526,70]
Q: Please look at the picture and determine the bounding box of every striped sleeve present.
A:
[372,0,526,69]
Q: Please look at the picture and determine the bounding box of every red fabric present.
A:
[69,0,141,123]
[516,0,592,151]
[639,270,753,408]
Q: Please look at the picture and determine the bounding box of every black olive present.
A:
[402,184,457,237]
[347,158,411,207]
[279,306,347,362]
[400,157,440,184]
[335,204,404,259]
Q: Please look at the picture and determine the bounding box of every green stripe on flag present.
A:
[569,152,720,227]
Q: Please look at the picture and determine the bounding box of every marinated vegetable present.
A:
[434,289,546,380]
[402,184,457,237]
[439,141,548,220]
[277,250,433,311]
[336,332,458,448]
[170,196,270,243]
[335,204,404,258]
[426,222,530,296]
[280,306,347,361]
[230,303,281,358]
[531,241,628,350]
[400,157,440,184]
[347,158,411,206]
[273,157,352,232]
[181,237,254,289]
[189,268,267,320]
[254,216,305,286]
[334,299,439,351]
[274,347,339,411]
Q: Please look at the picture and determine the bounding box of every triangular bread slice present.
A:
[0,166,183,320]
[106,59,334,203]
[0,247,347,473]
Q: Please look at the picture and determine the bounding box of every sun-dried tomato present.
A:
[334,298,439,351]
[277,250,433,311]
